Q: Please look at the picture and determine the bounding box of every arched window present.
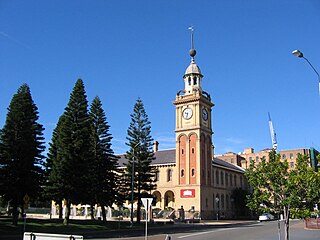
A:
[181,169,185,177]
[191,168,195,177]
[193,76,197,85]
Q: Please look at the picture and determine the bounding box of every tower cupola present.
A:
[183,27,203,95]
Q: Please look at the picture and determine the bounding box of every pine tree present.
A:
[46,79,95,224]
[44,115,66,219]
[0,84,45,225]
[125,98,157,224]
[89,96,120,221]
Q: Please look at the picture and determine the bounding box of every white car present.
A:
[259,213,275,221]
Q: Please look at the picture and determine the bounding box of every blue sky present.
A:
[1,0,320,155]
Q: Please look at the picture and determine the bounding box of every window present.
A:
[212,170,214,184]
[181,149,184,155]
[282,154,286,160]
[181,169,185,177]
[221,171,224,185]
[191,168,195,177]
[193,77,197,85]
[249,157,252,161]
[290,153,294,159]
[216,170,219,184]
[167,169,172,182]
[155,171,159,182]
[188,77,191,85]
[225,173,228,186]
[290,162,295,168]
[256,156,259,162]
[231,158,234,164]
[191,148,195,154]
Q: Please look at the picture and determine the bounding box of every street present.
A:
[95,220,319,240]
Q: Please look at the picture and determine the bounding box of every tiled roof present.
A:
[117,149,176,167]
[213,158,245,173]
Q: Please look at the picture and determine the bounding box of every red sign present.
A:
[180,189,195,198]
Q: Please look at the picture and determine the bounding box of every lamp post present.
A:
[292,49,320,95]
[130,142,140,226]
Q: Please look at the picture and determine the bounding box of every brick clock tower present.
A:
[173,30,214,214]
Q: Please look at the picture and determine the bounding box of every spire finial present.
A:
[188,26,196,59]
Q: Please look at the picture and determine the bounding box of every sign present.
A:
[141,198,153,240]
[180,189,195,198]
[141,198,153,210]
[24,232,83,240]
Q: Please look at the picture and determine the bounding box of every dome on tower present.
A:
[184,60,202,76]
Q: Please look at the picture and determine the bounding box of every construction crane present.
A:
[268,112,278,151]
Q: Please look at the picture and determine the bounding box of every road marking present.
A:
[178,227,238,238]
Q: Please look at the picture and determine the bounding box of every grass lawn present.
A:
[0,216,134,239]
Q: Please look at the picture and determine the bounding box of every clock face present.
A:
[182,107,193,120]
[202,108,208,121]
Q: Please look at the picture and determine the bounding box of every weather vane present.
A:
[188,26,195,50]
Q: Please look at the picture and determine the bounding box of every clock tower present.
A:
[173,31,214,212]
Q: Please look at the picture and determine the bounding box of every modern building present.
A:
[216,147,319,172]
[118,41,248,220]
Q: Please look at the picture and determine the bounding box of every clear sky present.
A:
[1,0,320,155]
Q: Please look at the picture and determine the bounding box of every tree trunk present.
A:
[283,206,290,240]
[90,204,94,220]
[63,200,71,225]
[136,183,142,224]
[12,202,19,226]
[101,204,107,222]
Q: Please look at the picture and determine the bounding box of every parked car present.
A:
[259,213,275,221]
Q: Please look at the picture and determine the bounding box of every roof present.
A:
[117,149,176,167]
[213,158,245,173]
[184,60,202,76]
[117,149,245,173]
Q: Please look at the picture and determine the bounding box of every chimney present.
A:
[244,148,254,154]
[153,141,159,152]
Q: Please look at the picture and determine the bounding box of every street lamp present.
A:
[292,49,320,95]
[130,142,140,226]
